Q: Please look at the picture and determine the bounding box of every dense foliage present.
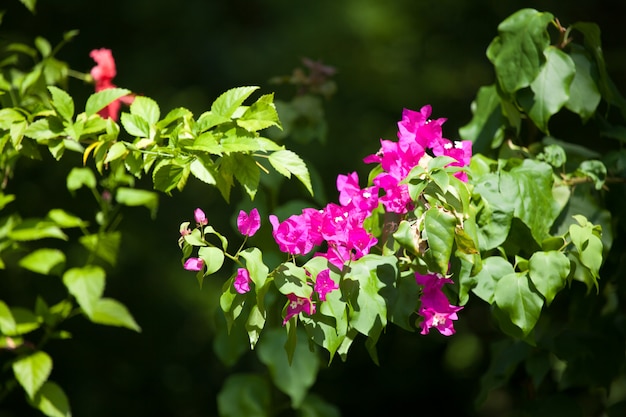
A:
[1,2,625,416]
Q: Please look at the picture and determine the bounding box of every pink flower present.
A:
[89,48,135,121]
[194,208,208,226]
[416,272,463,336]
[183,257,204,271]
[237,208,261,237]
[283,293,316,325]
[234,268,251,294]
[314,269,339,301]
[269,209,324,255]
[418,305,462,336]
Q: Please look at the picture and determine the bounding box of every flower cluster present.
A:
[363,105,472,213]
[179,106,470,335]
[89,48,135,121]
[179,208,260,295]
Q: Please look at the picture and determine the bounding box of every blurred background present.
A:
[1,0,625,416]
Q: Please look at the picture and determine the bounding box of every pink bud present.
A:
[194,208,208,226]
[183,257,204,271]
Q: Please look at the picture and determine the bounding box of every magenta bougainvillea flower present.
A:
[234,268,251,294]
[415,272,463,336]
[314,269,339,301]
[283,293,316,325]
[237,208,261,237]
[364,105,472,214]
[183,257,204,272]
[269,208,324,256]
[89,48,135,121]
[194,208,208,226]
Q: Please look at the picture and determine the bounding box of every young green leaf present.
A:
[12,351,53,399]
[48,86,74,122]
[31,381,71,417]
[62,266,105,317]
[268,149,313,196]
[90,298,141,332]
[85,88,131,117]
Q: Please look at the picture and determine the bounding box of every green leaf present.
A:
[115,187,159,219]
[47,86,74,122]
[90,298,141,332]
[217,373,270,417]
[85,88,131,117]
[198,246,224,276]
[458,85,505,151]
[487,8,554,93]
[152,160,185,193]
[494,272,543,335]
[467,256,516,304]
[46,209,86,228]
[18,0,37,13]
[344,255,393,339]
[79,232,121,266]
[237,94,281,132]
[268,149,313,195]
[526,47,576,133]
[302,287,347,362]
[298,393,342,417]
[565,47,602,122]
[528,251,570,305]
[103,141,127,164]
[245,304,266,349]
[240,247,270,312]
[12,351,53,399]
[0,300,16,335]
[274,262,312,298]
[62,266,105,317]
[66,167,96,191]
[8,219,67,241]
[19,249,65,276]
[195,112,231,132]
[509,160,558,244]
[31,381,71,417]
[130,96,160,125]
[257,328,319,408]
[120,113,150,137]
[569,220,603,288]
[232,153,260,200]
[190,157,217,185]
[423,207,457,274]
[576,159,607,190]
[9,307,40,335]
[211,86,259,118]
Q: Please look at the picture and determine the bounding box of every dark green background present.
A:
[1,1,625,416]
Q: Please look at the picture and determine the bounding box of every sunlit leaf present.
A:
[115,187,159,219]
[62,265,105,317]
[494,272,543,335]
[211,86,259,118]
[90,298,141,332]
[31,381,71,417]
[19,248,65,276]
[130,96,160,125]
[526,47,576,133]
[487,8,554,93]
[528,251,570,305]
[47,86,74,121]
[85,88,131,117]
[268,149,313,195]
[12,351,53,399]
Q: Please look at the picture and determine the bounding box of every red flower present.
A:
[89,48,134,121]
